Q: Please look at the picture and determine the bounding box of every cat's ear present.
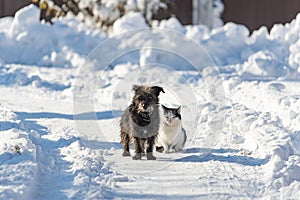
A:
[151,86,165,96]
[176,106,181,114]
[161,104,168,110]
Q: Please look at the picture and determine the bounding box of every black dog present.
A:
[120,85,165,160]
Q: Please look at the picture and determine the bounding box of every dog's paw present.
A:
[156,146,164,153]
[122,151,131,157]
[132,153,142,160]
[146,153,156,160]
[163,149,170,154]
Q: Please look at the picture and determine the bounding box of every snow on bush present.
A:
[33,0,174,32]
[213,0,224,28]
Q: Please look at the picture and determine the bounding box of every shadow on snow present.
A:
[0,121,20,131]
[175,147,268,166]
[15,110,122,121]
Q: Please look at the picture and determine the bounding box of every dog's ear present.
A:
[151,86,165,96]
[132,85,141,92]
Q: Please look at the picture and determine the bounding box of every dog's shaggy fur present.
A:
[120,85,165,160]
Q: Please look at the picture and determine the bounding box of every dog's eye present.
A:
[138,96,143,101]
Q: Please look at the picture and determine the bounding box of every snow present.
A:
[112,11,149,35]
[0,5,300,199]
[157,17,186,34]
[0,5,106,68]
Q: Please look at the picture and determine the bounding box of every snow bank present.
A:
[0,5,106,68]
[0,109,37,199]
[112,11,149,35]
[59,141,109,199]
[222,78,300,197]
[0,64,71,90]
[157,17,186,34]
[0,5,299,78]
[113,10,300,78]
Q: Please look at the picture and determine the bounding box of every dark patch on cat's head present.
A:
[162,104,181,120]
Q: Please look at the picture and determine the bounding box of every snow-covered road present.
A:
[1,72,300,199]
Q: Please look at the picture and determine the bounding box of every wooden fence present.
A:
[0,0,30,17]
[2,0,300,32]
[222,0,300,31]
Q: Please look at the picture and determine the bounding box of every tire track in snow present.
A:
[21,115,117,199]
[20,117,77,199]
[213,160,265,198]
[20,115,82,200]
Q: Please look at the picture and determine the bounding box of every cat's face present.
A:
[162,105,181,126]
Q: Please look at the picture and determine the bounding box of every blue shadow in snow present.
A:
[0,122,20,131]
[0,68,70,91]
[176,148,269,166]
[16,110,122,121]
[183,147,240,154]
[39,81,70,91]
[80,139,122,150]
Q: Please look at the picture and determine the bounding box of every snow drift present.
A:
[1,5,300,78]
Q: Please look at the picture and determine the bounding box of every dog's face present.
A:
[132,85,165,113]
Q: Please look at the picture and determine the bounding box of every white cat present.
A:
[156,105,187,153]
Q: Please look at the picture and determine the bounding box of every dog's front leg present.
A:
[146,136,156,160]
[140,139,146,157]
[133,137,142,160]
[121,131,131,157]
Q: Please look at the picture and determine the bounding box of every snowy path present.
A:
[101,143,267,199]
[96,115,269,199]
[1,79,299,199]
[0,87,268,199]
[2,74,300,199]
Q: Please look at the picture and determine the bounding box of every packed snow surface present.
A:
[1,5,300,199]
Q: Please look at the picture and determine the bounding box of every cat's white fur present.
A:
[156,105,187,153]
